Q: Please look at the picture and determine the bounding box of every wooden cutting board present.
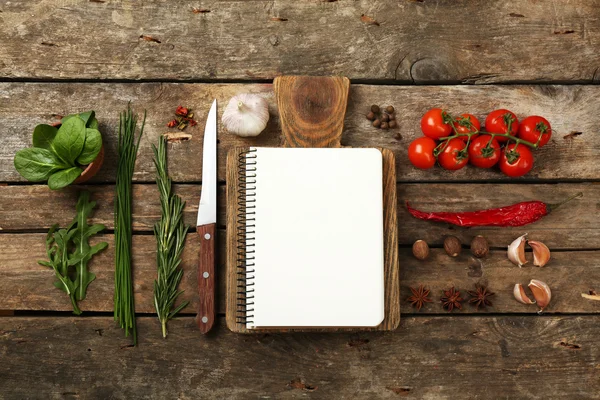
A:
[225,76,400,333]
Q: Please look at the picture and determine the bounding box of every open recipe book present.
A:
[236,147,385,329]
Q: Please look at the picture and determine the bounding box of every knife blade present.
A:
[196,99,217,334]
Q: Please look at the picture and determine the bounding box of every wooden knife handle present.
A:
[196,223,216,334]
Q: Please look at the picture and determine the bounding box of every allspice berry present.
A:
[381,113,390,123]
[470,235,489,258]
[386,105,395,114]
[371,105,380,114]
[372,119,381,128]
[366,111,376,121]
[388,113,396,121]
[412,240,430,260]
[380,122,389,130]
[444,236,462,257]
[389,120,397,129]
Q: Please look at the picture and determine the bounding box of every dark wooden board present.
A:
[1,316,599,399]
[1,1,599,82]
[1,83,599,183]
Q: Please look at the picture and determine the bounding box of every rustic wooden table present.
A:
[1,1,600,399]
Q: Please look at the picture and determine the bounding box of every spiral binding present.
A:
[236,148,257,325]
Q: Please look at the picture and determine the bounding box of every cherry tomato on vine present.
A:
[453,113,481,141]
[485,109,519,142]
[468,135,501,168]
[408,137,437,169]
[438,138,469,170]
[421,108,452,140]
[518,116,552,148]
[499,143,534,177]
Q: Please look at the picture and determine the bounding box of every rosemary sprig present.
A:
[152,136,189,338]
[114,105,145,345]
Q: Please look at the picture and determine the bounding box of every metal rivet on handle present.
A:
[201,316,208,323]
[204,233,211,240]
[203,272,209,278]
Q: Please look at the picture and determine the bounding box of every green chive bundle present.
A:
[152,137,189,338]
[114,105,145,345]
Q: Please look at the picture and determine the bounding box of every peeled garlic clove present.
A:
[513,284,536,305]
[528,240,551,267]
[507,234,528,267]
[222,93,269,137]
[529,279,551,312]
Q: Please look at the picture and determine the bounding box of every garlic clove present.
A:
[507,234,528,267]
[528,240,551,267]
[528,279,551,312]
[222,93,270,137]
[513,284,536,305]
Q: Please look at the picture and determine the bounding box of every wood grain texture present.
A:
[1,1,599,82]
[1,316,599,399]
[275,76,349,147]
[2,233,600,314]
[1,83,599,183]
[1,182,597,250]
[225,146,399,333]
[196,224,216,334]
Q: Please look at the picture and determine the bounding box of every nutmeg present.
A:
[412,240,429,260]
[470,235,489,258]
[443,236,462,257]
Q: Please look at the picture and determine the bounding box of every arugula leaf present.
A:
[77,128,102,165]
[14,147,65,181]
[32,124,58,149]
[70,191,108,301]
[48,167,83,190]
[53,117,86,165]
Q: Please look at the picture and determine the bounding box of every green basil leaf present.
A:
[87,118,99,130]
[78,111,95,126]
[53,117,86,165]
[32,124,58,149]
[14,147,64,181]
[48,167,83,190]
[76,128,102,165]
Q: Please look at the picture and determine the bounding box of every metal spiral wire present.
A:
[236,148,257,325]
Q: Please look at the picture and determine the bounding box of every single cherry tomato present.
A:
[453,113,481,141]
[408,137,437,169]
[485,109,519,142]
[499,143,534,177]
[437,138,468,171]
[421,108,452,140]
[468,135,501,168]
[517,116,552,148]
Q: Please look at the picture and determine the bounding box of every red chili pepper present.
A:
[406,192,582,227]
[175,106,189,117]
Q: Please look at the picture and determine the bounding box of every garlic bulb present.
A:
[507,233,528,267]
[222,93,269,137]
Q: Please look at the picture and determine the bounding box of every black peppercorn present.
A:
[372,119,381,128]
[371,105,380,114]
[381,113,390,122]
[389,120,397,129]
[366,111,375,121]
[386,105,395,114]
[380,122,389,130]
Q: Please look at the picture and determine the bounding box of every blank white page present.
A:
[247,147,384,328]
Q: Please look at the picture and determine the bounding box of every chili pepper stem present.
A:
[547,192,583,211]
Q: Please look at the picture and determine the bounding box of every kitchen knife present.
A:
[196,99,217,334]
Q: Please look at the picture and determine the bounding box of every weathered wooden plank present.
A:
[1,183,596,250]
[2,233,599,315]
[1,83,598,183]
[1,1,599,82]
[1,316,599,399]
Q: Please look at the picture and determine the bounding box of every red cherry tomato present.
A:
[468,135,501,168]
[453,113,481,141]
[485,109,519,142]
[408,137,437,169]
[518,116,552,148]
[499,144,534,177]
[421,108,452,140]
[438,138,468,170]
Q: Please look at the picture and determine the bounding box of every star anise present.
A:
[407,285,433,311]
[468,285,495,310]
[440,287,463,312]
